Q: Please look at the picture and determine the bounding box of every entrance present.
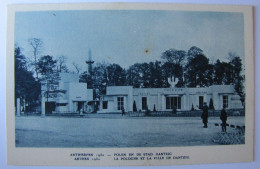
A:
[74,101,85,113]
[199,96,204,109]
[45,101,56,114]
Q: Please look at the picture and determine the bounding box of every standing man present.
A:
[201,102,209,128]
[220,107,228,132]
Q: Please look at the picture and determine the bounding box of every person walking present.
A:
[201,102,209,128]
[220,107,228,132]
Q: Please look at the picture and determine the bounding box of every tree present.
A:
[161,62,184,87]
[153,104,156,112]
[57,55,69,73]
[72,62,82,74]
[133,101,137,112]
[92,63,109,97]
[37,55,65,101]
[161,48,186,65]
[213,60,233,85]
[191,104,195,111]
[209,98,214,110]
[230,56,245,106]
[28,38,43,80]
[106,64,126,86]
[126,63,143,88]
[185,54,212,87]
[187,46,203,60]
[15,46,40,112]
[161,49,186,87]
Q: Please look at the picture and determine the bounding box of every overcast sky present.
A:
[15,10,244,71]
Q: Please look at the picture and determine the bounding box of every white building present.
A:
[98,85,243,113]
[41,73,243,115]
[41,73,93,115]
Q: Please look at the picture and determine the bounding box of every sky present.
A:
[14,10,245,72]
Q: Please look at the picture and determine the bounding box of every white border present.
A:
[3,1,255,168]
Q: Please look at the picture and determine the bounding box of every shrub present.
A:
[133,101,137,112]
[153,104,156,112]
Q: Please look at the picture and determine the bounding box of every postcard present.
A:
[6,3,254,166]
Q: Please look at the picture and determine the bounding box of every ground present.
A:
[15,115,245,147]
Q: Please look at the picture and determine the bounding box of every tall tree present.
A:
[126,63,143,88]
[92,63,109,96]
[161,49,186,87]
[185,54,212,87]
[106,64,126,86]
[28,38,43,80]
[161,62,184,87]
[15,46,40,112]
[213,59,233,85]
[161,48,186,65]
[37,55,65,101]
[230,56,245,106]
[187,46,204,60]
[57,55,69,73]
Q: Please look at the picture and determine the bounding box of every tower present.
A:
[86,49,94,76]
[85,49,94,89]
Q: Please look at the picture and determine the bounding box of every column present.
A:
[41,96,45,116]
[186,93,190,111]
[161,95,165,111]
[213,92,219,110]
[157,93,161,111]
[16,98,20,116]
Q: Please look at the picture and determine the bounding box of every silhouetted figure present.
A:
[220,107,228,132]
[201,102,209,128]
[121,107,125,116]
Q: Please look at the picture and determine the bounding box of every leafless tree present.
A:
[28,38,43,80]
[57,55,69,73]
[72,62,82,74]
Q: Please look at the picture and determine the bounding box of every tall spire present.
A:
[86,48,94,76]
[88,48,92,62]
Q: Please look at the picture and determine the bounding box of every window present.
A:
[103,101,108,109]
[142,97,147,110]
[56,103,67,106]
[223,96,228,108]
[199,96,204,109]
[117,97,124,110]
[166,96,181,109]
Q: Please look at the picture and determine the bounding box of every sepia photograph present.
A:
[5,2,254,167]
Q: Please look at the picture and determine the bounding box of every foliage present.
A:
[57,55,69,73]
[213,60,233,85]
[106,64,126,86]
[15,46,41,112]
[153,104,156,112]
[161,48,186,65]
[209,98,214,110]
[37,55,65,101]
[187,46,203,60]
[185,54,212,87]
[145,108,151,116]
[191,104,194,111]
[230,56,245,106]
[133,101,137,112]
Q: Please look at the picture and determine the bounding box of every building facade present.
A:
[41,73,243,115]
[41,73,93,115]
[98,85,243,113]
